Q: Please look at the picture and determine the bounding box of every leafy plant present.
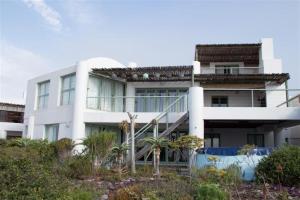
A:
[82,131,116,173]
[141,137,169,178]
[195,183,229,200]
[256,145,300,186]
[170,135,203,180]
[110,143,129,178]
[52,138,74,162]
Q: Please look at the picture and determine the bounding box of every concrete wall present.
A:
[0,122,24,139]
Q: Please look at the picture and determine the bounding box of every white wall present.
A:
[0,122,24,139]
[24,66,76,140]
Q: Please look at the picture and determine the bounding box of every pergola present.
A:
[195,43,261,65]
[91,66,289,84]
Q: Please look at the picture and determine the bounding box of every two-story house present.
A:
[23,38,300,164]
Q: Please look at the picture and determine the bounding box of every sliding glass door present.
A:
[134,88,187,112]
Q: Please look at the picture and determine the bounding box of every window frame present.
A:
[204,134,221,148]
[37,80,50,109]
[61,73,76,105]
[45,124,59,142]
[211,96,228,107]
[247,134,265,147]
[134,88,188,112]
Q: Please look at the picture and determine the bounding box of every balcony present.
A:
[85,89,300,112]
[200,66,263,74]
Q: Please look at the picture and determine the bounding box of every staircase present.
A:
[135,112,188,160]
[125,95,189,163]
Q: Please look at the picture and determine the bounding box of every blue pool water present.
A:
[196,147,272,181]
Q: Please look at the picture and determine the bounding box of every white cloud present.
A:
[0,41,51,103]
[64,0,96,24]
[23,0,62,31]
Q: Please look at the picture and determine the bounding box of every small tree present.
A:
[82,131,116,175]
[171,135,203,181]
[142,137,169,178]
[111,143,129,178]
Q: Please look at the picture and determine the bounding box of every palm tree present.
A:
[111,143,129,178]
[119,120,130,161]
[142,137,169,178]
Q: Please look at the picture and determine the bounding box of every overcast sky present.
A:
[0,0,299,103]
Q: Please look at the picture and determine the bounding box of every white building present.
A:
[23,38,300,163]
[0,102,24,139]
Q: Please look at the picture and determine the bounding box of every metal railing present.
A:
[127,95,187,143]
[204,88,300,108]
[201,67,263,75]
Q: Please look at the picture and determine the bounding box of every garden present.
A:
[0,131,299,200]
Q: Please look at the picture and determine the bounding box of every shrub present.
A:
[195,183,229,200]
[65,155,93,179]
[52,138,74,161]
[0,149,69,199]
[256,145,300,186]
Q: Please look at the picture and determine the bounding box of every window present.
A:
[215,65,239,74]
[6,131,22,139]
[211,96,228,107]
[37,81,50,109]
[61,74,76,105]
[135,88,187,112]
[87,76,124,111]
[247,134,264,147]
[204,134,220,148]
[45,124,59,142]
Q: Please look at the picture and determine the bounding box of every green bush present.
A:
[65,155,93,179]
[0,142,97,199]
[0,149,69,199]
[195,184,229,200]
[52,138,74,161]
[256,145,300,186]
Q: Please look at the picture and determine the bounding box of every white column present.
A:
[72,61,89,152]
[0,130,6,139]
[188,86,204,141]
[27,116,35,139]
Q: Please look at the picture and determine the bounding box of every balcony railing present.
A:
[200,67,263,74]
[86,89,300,112]
[86,95,188,112]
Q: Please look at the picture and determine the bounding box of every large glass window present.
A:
[87,75,124,111]
[45,124,59,142]
[247,134,264,147]
[37,81,50,109]
[211,96,228,107]
[205,134,220,148]
[61,74,76,105]
[135,88,187,112]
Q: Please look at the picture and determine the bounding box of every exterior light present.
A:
[132,74,138,79]
[111,73,117,78]
[143,73,149,79]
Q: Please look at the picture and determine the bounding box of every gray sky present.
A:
[0,0,299,103]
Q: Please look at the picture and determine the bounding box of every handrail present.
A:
[127,95,187,143]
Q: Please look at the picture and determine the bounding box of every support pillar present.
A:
[188,86,204,168]
[72,61,88,153]
[27,116,35,139]
[188,86,204,140]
